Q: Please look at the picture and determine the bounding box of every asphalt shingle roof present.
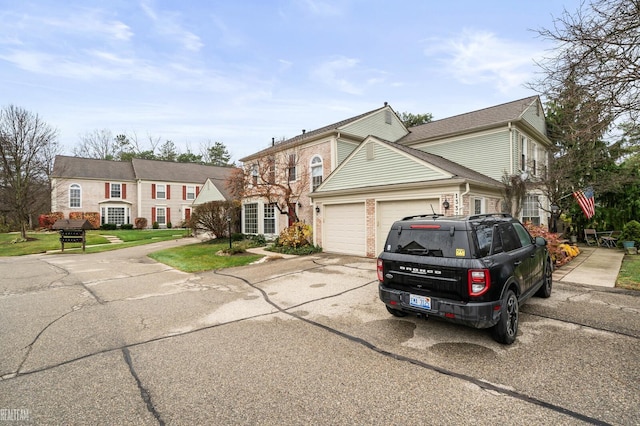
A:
[398,96,540,144]
[240,104,390,161]
[52,155,235,185]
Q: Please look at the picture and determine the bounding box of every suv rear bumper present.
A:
[379,283,502,329]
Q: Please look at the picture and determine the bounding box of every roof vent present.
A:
[384,102,388,106]
[302,129,306,134]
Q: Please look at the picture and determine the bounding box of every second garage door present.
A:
[376,199,439,254]
[323,203,366,256]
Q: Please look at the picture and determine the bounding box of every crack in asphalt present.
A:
[1,260,616,425]
[213,268,611,426]
[122,347,165,425]
[520,309,640,339]
[15,310,75,376]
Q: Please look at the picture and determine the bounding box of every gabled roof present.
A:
[52,155,136,180]
[383,140,502,187]
[398,96,540,144]
[52,155,236,186]
[131,158,233,183]
[240,104,394,162]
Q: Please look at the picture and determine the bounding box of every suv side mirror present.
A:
[535,236,547,246]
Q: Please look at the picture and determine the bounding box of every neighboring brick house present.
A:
[51,156,235,228]
[240,96,553,257]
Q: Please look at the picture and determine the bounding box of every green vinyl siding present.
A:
[319,141,450,192]
[337,140,358,165]
[341,109,408,142]
[415,130,511,181]
[521,101,547,136]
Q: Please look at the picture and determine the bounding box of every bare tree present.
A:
[0,105,59,238]
[73,129,118,159]
[532,0,640,122]
[228,149,309,224]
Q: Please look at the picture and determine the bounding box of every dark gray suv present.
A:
[377,213,552,344]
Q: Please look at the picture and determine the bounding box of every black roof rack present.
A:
[467,213,512,220]
[401,213,443,220]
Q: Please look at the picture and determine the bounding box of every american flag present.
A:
[573,187,595,219]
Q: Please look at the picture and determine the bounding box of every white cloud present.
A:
[311,57,362,95]
[424,29,542,93]
[140,0,203,52]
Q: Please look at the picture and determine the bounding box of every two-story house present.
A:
[51,156,236,228]
[238,103,408,236]
[240,96,552,258]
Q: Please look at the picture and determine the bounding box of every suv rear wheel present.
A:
[491,289,518,344]
[535,260,553,298]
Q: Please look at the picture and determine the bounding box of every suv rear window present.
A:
[385,227,471,258]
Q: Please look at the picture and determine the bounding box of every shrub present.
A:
[232,233,244,242]
[268,244,323,255]
[135,217,148,229]
[250,234,266,246]
[278,222,312,248]
[152,221,159,229]
[68,212,99,229]
[618,220,640,247]
[167,222,172,229]
[38,212,64,230]
[190,201,241,238]
[120,224,134,230]
[100,223,117,230]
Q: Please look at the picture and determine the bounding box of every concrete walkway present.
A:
[553,246,625,288]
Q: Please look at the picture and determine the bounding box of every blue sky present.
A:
[1,0,582,162]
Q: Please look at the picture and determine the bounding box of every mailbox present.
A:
[52,219,93,252]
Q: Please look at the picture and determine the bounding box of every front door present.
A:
[185,208,191,222]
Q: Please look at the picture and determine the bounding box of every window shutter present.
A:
[151,207,156,224]
[167,185,171,200]
[152,184,156,199]
[196,186,200,196]
[122,183,127,199]
[183,185,186,200]
[167,208,171,224]
[105,182,110,199]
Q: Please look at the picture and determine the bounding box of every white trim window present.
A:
[186,185,195,201]
[310,155,323,191]
[156,207,166,226]
[264,203,275,234]
[522,195,540,225]
[101,205,129,225]
[287,154,297,182]
[156,184,166,199]
[473,198,485,215]
[244,203,258,234]
[111,183,121,198]
[69,184,81,208]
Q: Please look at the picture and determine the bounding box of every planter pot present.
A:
[622,241,635,249]
[570,236,578,243]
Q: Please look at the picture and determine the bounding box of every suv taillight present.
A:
[468,269,490,296]
[377,259,384,281]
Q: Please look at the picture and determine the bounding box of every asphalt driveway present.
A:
[1,239,639,425]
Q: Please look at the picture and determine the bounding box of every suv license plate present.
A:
[409,294,431,310]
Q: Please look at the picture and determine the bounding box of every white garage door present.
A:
[376,199,439,255]
[323,203,366,256]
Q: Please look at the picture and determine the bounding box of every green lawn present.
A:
[148,241,263,272]
[616,254,640,291]
[0,229,190,256]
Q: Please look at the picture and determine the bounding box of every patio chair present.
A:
[584,229,599,246]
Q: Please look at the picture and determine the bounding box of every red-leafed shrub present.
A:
[135,217,148,229]
[525,222,579,267]
[68,212,99,229]
[38,212,64,230]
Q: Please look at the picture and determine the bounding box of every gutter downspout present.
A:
[460,182,470,216]
[508,122,513,174]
